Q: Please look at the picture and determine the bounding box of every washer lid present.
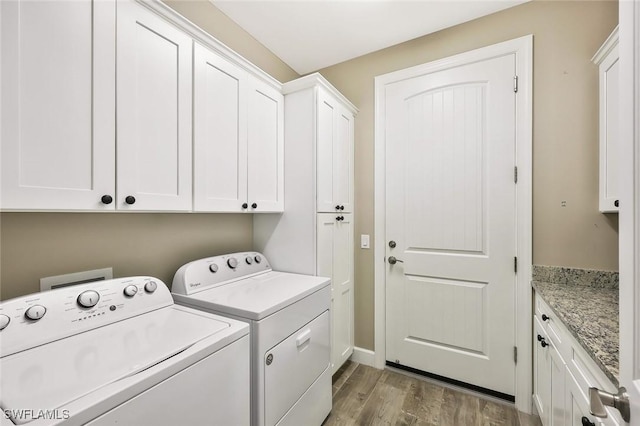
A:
[0,307,230,423]
[175,271,331,320]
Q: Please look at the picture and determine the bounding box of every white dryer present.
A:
[0,277,249,426]
[171,252,331,426]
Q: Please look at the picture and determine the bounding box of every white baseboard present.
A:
[349,347,376,367]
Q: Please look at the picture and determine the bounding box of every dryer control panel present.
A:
[0,277,173,357]
[172,252,271,295]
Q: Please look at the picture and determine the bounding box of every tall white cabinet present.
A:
[254,74,357,374]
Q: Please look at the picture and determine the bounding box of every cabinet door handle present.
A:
[125,196,136,205]
[541,314,550,321]
[251,203,258,209]
[335,205,341,211]
[242,203,248,209]
[340,205,345,210]
[581,416,595,426]
[615,199,619,208]
[101,195,113,205]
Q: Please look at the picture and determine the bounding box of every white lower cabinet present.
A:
[317,213,354,374]
[533,293,622,426]
[534,316,566,426]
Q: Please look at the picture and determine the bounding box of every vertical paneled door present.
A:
[384,54,517,396]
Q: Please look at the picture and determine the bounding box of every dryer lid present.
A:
[175,271,331,320]
[0,307,230,423]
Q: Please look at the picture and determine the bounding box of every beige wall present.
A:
[318,0,619,350]
[0,0,299,300]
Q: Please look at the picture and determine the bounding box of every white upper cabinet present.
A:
[193,43,248,212]
[247,77,284,212]
[193,45,283,213]
[317,88,354,213]
[117,1,193,211]
[2,0,284,213]
[1,0,116,210]
[593,26,619,213]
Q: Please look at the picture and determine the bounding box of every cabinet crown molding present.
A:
[592,25,619,65]
[141,0,283,91]
[282,73,358,114]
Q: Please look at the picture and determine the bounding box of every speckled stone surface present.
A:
[532,265,619,386]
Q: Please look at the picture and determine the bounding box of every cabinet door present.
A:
[193,43,248,212]
[316,89,354,214]
[1,0,115,210]
[534,317,552,426]
[565,370,619,426]
[334,106,354,213]
[549,339,566,426]
[317,213,354,374]
[599,46,620,213]
[316,90,338,213]
[247,77,284,212]
[116,0,192,211]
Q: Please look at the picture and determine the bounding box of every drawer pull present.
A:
[581,417,595,426]
[296,329,311,347]
[542,314,550,321]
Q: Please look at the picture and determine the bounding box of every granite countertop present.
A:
[532,278,619,386]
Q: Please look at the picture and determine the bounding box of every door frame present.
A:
[373,35,533,413]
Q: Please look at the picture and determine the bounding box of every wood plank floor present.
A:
[323,361,542,426]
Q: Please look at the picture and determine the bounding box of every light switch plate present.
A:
[361,234,370,249]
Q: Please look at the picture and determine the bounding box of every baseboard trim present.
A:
[349,347,376,367]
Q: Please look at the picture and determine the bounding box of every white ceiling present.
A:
[212,0,529,75]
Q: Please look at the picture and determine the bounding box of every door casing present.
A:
[374,35,533,413]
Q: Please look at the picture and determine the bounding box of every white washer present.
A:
[171,252,331,426]
[0,277,250,426]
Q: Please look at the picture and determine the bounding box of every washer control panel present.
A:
[172,252,271,295]
[0,276,173,357]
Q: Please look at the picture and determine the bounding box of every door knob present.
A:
[388,256,403,265]
[589,386,630,422]
[581,417,595,426]
[389,240,397,248]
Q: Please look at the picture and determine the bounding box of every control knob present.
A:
[144,281,158,293]
[25,305,47,320]
[254,255,262,264]
[245,257,253,265]
[123,285,138,297]
[77,290,100,308]
[227,257,238,269]
[209,263,219,273]
[0,314,10,331]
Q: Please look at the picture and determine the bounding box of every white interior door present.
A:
[385,53,517,396]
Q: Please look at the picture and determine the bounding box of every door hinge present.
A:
[514,346,518,364]
[514,75,519,93]
[514,166,518,183]
[514,256,518,273]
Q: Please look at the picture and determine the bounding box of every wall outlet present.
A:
[361,234,370,249]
